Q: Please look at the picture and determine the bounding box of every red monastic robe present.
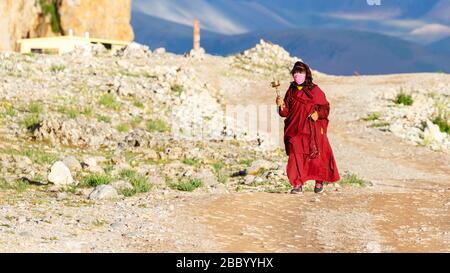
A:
[278,83,340,187]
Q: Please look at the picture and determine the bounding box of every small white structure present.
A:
[17,34,131,55]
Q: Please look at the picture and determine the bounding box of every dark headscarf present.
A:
[289,61,317,99]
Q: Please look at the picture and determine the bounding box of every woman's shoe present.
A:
[290,185,303,194]
[314,181,324,194]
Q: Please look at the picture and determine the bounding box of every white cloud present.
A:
[381,19,426,30]
[133,0,248,34]
[325,9,402,21]
[409,23,450,43]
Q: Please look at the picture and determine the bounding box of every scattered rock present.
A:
[150,175,166,187]
[110,180,133,191]
[56,192,68,200]
[247,159,276,175]
[34,117,119,149]
[109,222,125,231]
[47,161,74,186]
[116,42,151,58]
[88,185,119,200]
[154,47,166,54]
[423,120,447,144]
[193,169,217,187]
[208,183,228,194]
[244,175,256,185]
[81,157,105,174]
[61,156,82,173]
[19,231,32,237]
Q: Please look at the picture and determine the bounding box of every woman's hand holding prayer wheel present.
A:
[276,95,285,109]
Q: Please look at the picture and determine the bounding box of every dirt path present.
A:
[175,73,450,252]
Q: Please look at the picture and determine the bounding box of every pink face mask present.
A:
[293,72,306,85]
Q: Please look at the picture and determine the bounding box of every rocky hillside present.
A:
[0,40,306,198]
[0,40,449,252]
[0,0,133,51]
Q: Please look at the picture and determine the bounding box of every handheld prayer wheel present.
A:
[271,79,280,97]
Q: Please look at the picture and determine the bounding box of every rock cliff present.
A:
[0,0,134,51]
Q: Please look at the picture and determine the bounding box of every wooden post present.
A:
[193,19,200,51]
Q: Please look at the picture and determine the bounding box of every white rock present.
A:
[155,48,166,54]
[61,156,81,173]
[88,185,118,200]
[424,120,446,143]
[244,175,256,185]
[194,169,217,187]
[47,161,74,186]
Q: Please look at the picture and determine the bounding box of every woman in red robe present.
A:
[276,61,340,194]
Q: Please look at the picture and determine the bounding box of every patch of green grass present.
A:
[81,174,114,187]
[92,219,108,227]
[239,159,253,167]
[133,100,145,109]
[97,114,111,123]
[116,123,130,133]
[98,93,121,110]
[394,91,413,106]
[2,105,17,117]
[119,169,137,179]
[143,72,158,79]
[212,162,224,172]
[146,119,171,133]
[61,184,78,194]
[339,172,367,187]
[362,112,380,121]
[171,84,184,96]
[58,105,79,119]
[182,158,201,166]
[131,175,151,194]
[217,172,228,184]
[131,116,142,128]
[120,188,136,197]
[23,149,57,165]
[0,178,29,193]
[22,114,41,131]
[29,101,43,114]
[119,169,152,197]
[82,105,94,117]
[209,161,228,184]
[169,178,203,192]
[432,116,450,134]
[369,121,390,128]
[50,64,65,73]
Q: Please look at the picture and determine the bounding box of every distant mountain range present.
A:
[132,0,450,44]
[428,37,450,56]
[132,11,450,76]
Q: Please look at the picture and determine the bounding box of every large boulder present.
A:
[88,185,118,200]
[47,161,74,186]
